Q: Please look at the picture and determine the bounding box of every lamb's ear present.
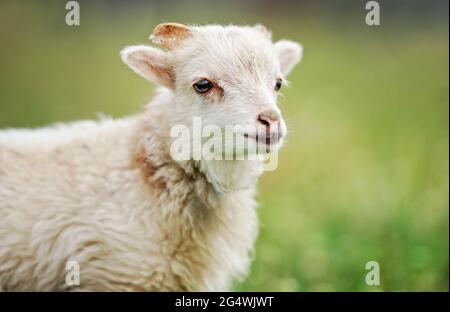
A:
[150,23,191,49]
[120,45,174,88]
[274,40,303,76]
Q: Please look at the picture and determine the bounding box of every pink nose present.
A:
[257,110,281,132]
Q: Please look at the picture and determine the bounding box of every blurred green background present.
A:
[0,0,448,291]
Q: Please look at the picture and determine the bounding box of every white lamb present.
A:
[0,23,302,291]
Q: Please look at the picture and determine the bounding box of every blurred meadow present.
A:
[0,0,448,291]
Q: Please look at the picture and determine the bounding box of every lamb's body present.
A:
[0,23,302,291]
[0,89,259,291]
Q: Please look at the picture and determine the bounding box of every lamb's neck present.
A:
[197,159,262,194]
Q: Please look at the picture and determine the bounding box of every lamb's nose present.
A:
[257,110,281,132]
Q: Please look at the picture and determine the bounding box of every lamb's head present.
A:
[121,23,302,157]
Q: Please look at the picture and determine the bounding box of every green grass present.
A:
[0,1,448,291]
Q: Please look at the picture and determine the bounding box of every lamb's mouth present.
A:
[243,133,283,145]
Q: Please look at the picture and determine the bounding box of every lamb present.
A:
[0,23,302,291]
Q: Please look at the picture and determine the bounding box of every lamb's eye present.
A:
[275,79,282,91]
[193,79,213,93]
